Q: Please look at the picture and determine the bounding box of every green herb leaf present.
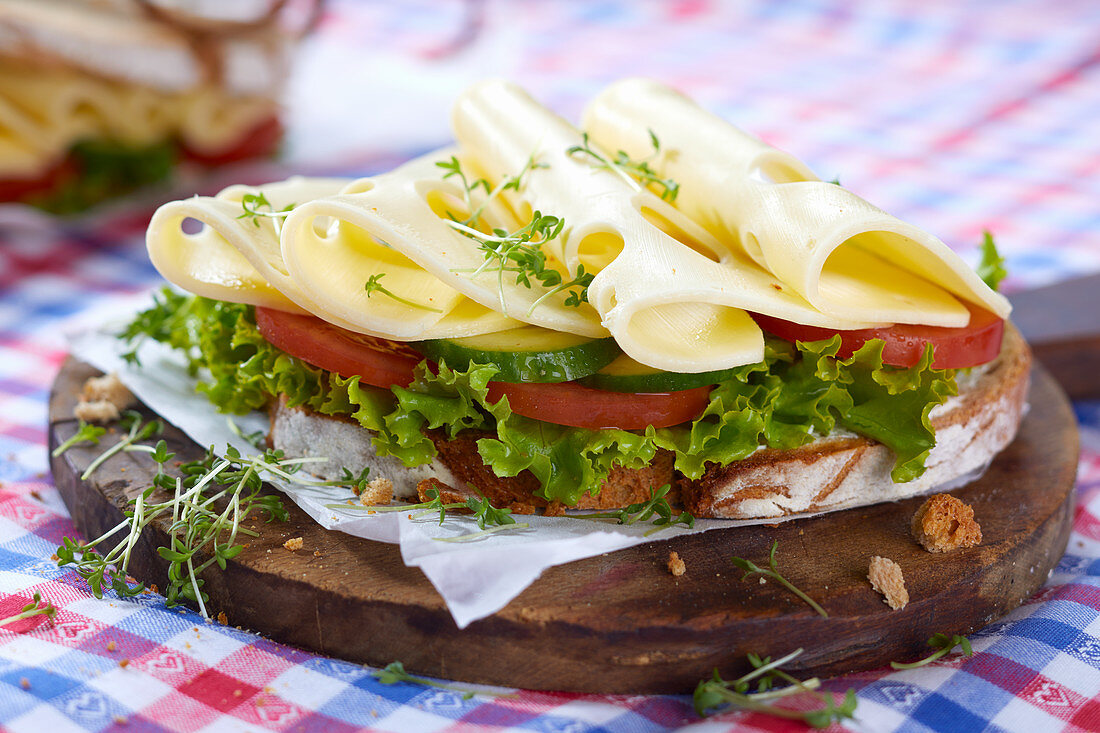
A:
[52,421,107,457]
[731,540,828,618]
[364,273,443,312]
[374,660,514,699]
[890,633,973,669]
[693,649,857,728]
[0,592,57,627]
[977,230,1008,292]
[439,155,585,313]
[568,131,680,202]
[237,192,295,228]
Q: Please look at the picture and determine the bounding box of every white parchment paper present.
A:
[63,292,982,628]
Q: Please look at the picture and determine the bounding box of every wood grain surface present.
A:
[49,357,1078,694]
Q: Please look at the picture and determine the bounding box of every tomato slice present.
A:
[182,116,283,166]
[255,307,422,389]
[486,381,711,430]
[0,157,77,202]
[752,301,1004,369]
[256,306,709,429]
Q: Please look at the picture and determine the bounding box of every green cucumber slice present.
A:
[416,326,620,383]
[580,354,734,392]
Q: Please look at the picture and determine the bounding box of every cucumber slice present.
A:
[580,354,734,392]
[417,326,620,383]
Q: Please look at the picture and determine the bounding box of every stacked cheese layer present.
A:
[147,79,1010,373]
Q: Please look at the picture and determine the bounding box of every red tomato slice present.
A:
[255,307,422,389]
[256,307,709,429]
[752,301,1004,369]
[182,116,283,166]
[0,157,77,202]
[485,381,711,430]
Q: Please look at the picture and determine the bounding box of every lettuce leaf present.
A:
[125,292,958,504]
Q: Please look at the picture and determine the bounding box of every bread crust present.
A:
[682,324,1031,518]
[269,324,1030,519]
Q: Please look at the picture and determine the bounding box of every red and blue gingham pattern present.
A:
[2,1,1100,730]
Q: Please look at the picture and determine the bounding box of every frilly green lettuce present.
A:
[125,293,957,505]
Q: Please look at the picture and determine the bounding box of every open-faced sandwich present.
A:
[0,0,318,211]
[130,78,1027,520]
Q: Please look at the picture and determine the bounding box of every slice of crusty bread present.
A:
[681,324,1031,518]
[269,324,1030,519]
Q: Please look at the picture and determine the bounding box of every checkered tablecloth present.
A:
[2,1,1100,731]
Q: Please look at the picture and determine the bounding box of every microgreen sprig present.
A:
[447,211,585,313]
[226,417,265,450]
[52,421,107,458]
[0,592,57,628]
[564,484,694,536]
[890,633,973,670]
[236,192,295,233]
[694,649,858,728]
[436,154,545,228]
[79,411,163,481]
[56,425,374,618]
[374,661,517,699]
[325,487,530,542]
[567,130,680,202]
[364,273,443,313]
[438,156,589,314]
[732,540,828,618]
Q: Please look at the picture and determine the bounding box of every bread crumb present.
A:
[283,537,303,552]
[74,400,121,424]
[113,716,128,725]
[233,689,242,697]
[911,493,982,552]
[667,551,686,577]
[359,477,394,506]
[119,659,130,668]
[83,373,134,408]
[544,501,566,518]
[74,373,135,423]
[217,612,228,625]
[868,556,908,610]
[107,641,117,652]
[19,677,29,690]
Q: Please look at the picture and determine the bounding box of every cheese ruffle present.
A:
[582,78,1010,327]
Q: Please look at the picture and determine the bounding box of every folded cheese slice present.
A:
[582,78,1011,327]
[147,176,345,314]
[279,151,602,339]
[450,80,874,372]
[148,170,520,340]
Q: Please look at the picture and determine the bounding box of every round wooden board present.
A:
[49,357,1078,694]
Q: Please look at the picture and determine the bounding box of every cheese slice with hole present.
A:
[148,170,521,340]
[280,151,602,339]
[582,78,1010,326]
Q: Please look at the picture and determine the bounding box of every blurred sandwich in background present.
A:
[0,0,320,212]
